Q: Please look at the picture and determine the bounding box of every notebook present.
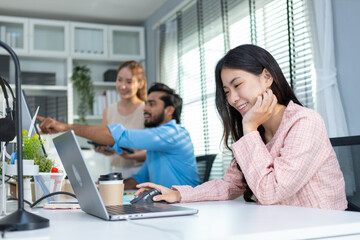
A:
[52,130,198,221]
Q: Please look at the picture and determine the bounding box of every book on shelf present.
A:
[92,90,120,116]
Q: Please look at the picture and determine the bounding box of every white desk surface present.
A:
[2,200,360,240]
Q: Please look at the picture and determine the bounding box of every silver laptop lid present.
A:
[53,130,109,220]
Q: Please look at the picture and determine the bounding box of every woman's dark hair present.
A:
[148,82,182,124]
[215,44,302,202]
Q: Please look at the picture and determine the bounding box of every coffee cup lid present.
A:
[98,172,123,181]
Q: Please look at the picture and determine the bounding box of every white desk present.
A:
[2,200,360,240]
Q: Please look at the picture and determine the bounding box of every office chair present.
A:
[196,154,217,183]
[330,135,360,211]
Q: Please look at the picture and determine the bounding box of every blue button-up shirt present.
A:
[108,119,200,188]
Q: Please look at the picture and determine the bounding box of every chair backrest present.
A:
[196,154,217,183]
[330,135,360,211]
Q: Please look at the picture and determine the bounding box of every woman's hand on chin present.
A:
[242,89,278,135]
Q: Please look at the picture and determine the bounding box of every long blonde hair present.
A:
[117,61,147,101]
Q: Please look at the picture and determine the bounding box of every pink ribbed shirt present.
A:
[173,101,347,210]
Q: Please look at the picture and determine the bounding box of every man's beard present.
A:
[144,110,165,128]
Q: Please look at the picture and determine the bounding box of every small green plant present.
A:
[22,129,55,173]
[71,64,94,124]
[34,156,54,172]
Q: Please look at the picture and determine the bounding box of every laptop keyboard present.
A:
[106,204,171,215]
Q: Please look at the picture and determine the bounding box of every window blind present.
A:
[158,0,314,180]
[27,95,68,123]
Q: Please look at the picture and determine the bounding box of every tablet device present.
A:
[87,140,106,147]
[120,147,134,153]
[88,141,134,153]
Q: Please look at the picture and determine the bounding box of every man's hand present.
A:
[37,116,70,134]
[120,150,135,159]
[121,149,146,162]
[135,182,181,203]
[94,146,115,156]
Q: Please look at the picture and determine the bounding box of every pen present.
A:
[10,152,16,164]
[35,175,53,202]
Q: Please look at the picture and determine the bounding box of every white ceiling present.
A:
[0,0,167,25]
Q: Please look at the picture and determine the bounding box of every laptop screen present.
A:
[22,90,46,155]
[53,130,109,220]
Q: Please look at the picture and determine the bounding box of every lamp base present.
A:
[0,209,49,231]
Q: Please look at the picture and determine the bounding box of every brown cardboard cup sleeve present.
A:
[98,180,124,206]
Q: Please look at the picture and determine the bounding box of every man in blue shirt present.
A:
[38,83,200,189]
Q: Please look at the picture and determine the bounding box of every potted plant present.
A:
[71,64,94,124]
[9,130,56,202]
[22,129,55,172]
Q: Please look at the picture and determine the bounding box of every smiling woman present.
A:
[94,60,147,179]
[136,44,347,211]
[222,68,275,117]
[158,0,316,181]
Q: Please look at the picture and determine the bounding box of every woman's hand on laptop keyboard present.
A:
[135,182,181,203]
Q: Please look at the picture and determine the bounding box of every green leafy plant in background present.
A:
[22,129,55,173]
[71,64,94,124]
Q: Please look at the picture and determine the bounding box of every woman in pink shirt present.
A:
[136,44,347,210]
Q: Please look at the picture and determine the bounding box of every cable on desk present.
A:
[0,175,12,183]
[125,218,183,240]
[31,191,77,208]
[7,197,32,207]
[7,191,77,208]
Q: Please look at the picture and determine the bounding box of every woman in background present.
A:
[95,60,147,178]
[135,44,347,210]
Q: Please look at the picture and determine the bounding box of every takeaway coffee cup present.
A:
[98,172,124,206]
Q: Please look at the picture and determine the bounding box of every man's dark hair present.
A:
[147,82,182,124]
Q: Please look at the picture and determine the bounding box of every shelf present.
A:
[0,16,28,55]
[73,115,102,120]
[2,15,145,125]
[93,82,116,87]
[29,18,69,57]
[10,84,68,91]
[10,84,68,97]
[108,25,145,60]
[71,22,107,59]
[19,54,69,60]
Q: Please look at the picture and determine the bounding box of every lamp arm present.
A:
[0,40,24,210]
[0,40,49,232]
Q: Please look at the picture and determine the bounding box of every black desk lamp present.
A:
[0,40,49,231]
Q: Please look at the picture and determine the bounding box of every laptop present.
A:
[52,130,198,221]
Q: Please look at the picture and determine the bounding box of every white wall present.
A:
[333,0,360,135]
[142,0,187,86]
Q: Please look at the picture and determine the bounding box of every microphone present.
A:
[0,117,16,141]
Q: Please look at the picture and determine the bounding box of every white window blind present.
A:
[158,0,314,180]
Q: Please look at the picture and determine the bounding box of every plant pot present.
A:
[5,159,39,176]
